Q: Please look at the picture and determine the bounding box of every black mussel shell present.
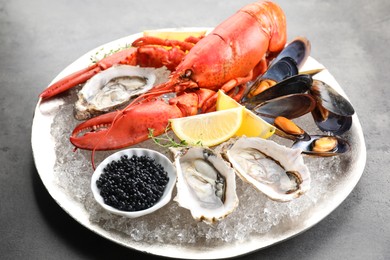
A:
[242,74,313,107]
[251,93,316,119]
[268,36,311,69]
[292,135,350,156]
[245,57,299,100]
[311,108,353,135]
[260,57,298,83]
[310,79,354,135]
[310,80,355,117]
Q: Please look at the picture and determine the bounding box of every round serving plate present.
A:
[31,28,366,259]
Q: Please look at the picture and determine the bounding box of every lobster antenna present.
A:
[126,80,177,108]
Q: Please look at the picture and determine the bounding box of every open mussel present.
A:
[240,37,354,152]
[310,79,355,135]
[243,74,313,106]
[242,73,316,131]
[250,93,316,121]
[247,57,299,97]
[292,135,350,156]
[246,37,311,98]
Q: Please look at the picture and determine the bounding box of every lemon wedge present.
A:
[216,90,275,139]
[143,29,207,41]
[170,107,244,147]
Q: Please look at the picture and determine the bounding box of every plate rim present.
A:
[31,27,367,259]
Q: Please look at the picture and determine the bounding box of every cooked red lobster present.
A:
[39,0,287,151]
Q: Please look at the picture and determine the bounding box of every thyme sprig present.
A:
[90,43,132,64]
[148,126,188,148]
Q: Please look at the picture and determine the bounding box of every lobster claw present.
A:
[70,111,118,151]
[70,100,185,150]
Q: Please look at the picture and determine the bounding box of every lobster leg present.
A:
[132,36,195,52]
[200,71,254,112]
[133,35,201,71]
[137,45,186,71]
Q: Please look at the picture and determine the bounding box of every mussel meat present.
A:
[273,116,310,141]
[292,135,350,156]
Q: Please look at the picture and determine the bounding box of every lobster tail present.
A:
[241,1,286,54]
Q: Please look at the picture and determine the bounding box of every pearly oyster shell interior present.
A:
[172,147,239,224]
[224,137,311,202]
[74,65,169,120]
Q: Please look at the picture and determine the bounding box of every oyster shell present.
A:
[225,137,310,202]
[172,147,239,224]
[74,65,169,120]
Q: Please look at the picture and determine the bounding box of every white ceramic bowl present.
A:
[91,148,176,218]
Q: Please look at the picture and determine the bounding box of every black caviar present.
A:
[96,155,169,212]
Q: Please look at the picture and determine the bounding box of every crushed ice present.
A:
[50,94,350,246]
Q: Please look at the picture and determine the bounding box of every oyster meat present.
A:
[225,137,311,202]
[172,147,239,224]
[74,65,169,120]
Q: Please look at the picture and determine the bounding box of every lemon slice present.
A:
[216,90,275,139]
[143,29,207,41]
[170,107,244,147]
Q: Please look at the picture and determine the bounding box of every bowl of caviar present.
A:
[91,148,177,218]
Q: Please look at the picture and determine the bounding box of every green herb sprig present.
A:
[90,43,132,64]
[148,126,188,148]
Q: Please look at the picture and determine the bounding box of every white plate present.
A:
[31,28,366,259]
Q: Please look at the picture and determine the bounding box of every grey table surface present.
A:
[1,0,389,259]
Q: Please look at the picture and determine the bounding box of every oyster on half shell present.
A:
[172,147,239,224]
[74,65,169,120]
[224,137,311,202]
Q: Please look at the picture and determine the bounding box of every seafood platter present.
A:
[31,1,366,259]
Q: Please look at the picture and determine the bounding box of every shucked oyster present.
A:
[172,147,239,224]
[225,137,311,202]
[74,65,169,120]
